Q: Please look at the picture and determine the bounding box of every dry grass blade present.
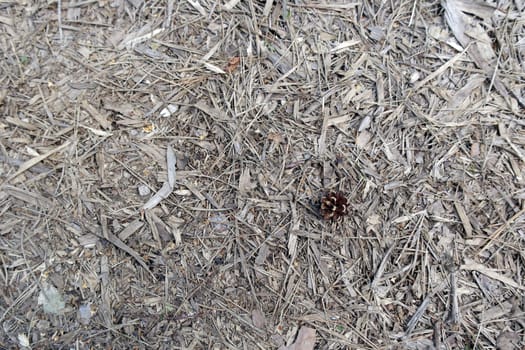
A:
[411,46,469,92]
[447,270,460,326]
[454,201,473,238]
[117,219,144,241]
[461,258,525,291]
[3,185,52,208]
[1,140,71,186]
[477,207,525,254]
[86,223,155,280]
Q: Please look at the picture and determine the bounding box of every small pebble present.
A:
[138,185,150,196]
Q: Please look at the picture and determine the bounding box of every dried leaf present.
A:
[78,303,93,325]
[355,131,371,149]
[225,56,241,73]
[358,115,371,132]
[82,100,111,129]
[255,243,269,265]
[117,219,144,241]
[202,61,226,74]
[267,132,284,144]
[143,145,177,210]
[287,232,297,258]
[239,167,256,194]
[80,124,113,137]
[442,0,515,105]
[251,309,266,329]
[496,331,520,349]
[167,145,176,188]
[17,333,29,348]
[452,0,495,21]
[187,0,207,15]
[209,214,229,233]
[223,0,241,10]
[3,185,52,208]
[3,140,71,184]
[142,123,155,133]
[38,283,65,315]
[280,326,316,350]
[119,27,165,49]
[159,104,179,118]
[330,39,360,53]
[454,201,473,237]
[142,182,173,210]
[461,258,525,291]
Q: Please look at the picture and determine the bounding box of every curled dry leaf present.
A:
[225,56,241,73]
[143,145,177,210]
[267,132,284,144]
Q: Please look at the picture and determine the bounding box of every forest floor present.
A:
[1,0,524,349]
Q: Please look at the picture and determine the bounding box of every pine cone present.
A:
[320,191,349,220]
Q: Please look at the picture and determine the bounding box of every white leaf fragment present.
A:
[159,104,179,118]
[138,184,150,196]
[38,283,65,315]
[18,333,30,347]
[355,131,372,149]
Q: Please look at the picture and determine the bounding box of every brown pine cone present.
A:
[320,191,349,220]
